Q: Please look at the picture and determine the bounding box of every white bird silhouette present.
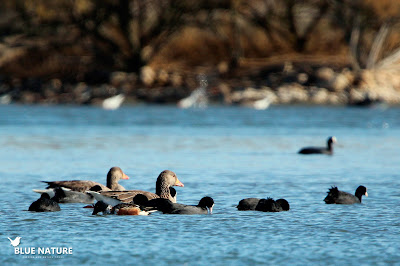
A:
[8,237,21,247]
[178,74,208,109]
[252,96,271,110]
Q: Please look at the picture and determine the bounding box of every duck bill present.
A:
[365,192,368,197]
[175,178,184,187]
[122,173,130,180]
[208,206,213,214]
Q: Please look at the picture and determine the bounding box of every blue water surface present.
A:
[0,104,399,265]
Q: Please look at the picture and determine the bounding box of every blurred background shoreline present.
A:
[1,0,400,107]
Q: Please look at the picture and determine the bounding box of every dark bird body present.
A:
[324,186,368,204]
[237,197,289,212]
[29,193,61,212]
[133,195,214,215]
[298,136,337,155]
[34,167,130,203]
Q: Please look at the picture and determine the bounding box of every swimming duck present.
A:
[298,136,337,155]
[33,167,129,203]
[47,187,96,204]
[163,196,214,215]
[29,193,61,212]
[41,166,129,192]
[132,195,214,215]
[87,170,183,204]
[92,200,154,216]
[324,186,368,204]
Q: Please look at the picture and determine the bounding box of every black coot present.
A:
[133,195,214,215]
[29,193,61,212]
[236,198,260,210]
[324,186,368,204]
[237,197,289,212]
[298,136,337,155]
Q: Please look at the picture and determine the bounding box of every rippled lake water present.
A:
[1,104,399,265]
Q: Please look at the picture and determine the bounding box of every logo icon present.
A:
[8,237,21,247]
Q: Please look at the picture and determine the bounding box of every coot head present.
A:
[276,199,290,211]
[328,136,337,145]
[255,198,278,212]
[132,194,149,205]
[89,185,104,192]
[198,197,214,214]
[355,185,368,201]
[92,201,112,215]
[40,193,51,200]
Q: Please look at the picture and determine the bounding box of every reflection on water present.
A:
[1,105,400,265]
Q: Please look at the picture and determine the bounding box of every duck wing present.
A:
[97,190,159,203]
[42,180,109,193]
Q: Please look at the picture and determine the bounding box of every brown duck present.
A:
[33,167,129,203]
[42,166,129,192]
[87,170,183,205]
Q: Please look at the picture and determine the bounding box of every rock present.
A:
[283,61,294,73]
[297,73,308,84]
[217,61,229,74]
[0,94,11,104]
[73,82,91,103]
[309,87,329,104]
[157,70,169,85]
[354,69,400,104]
[170,72,183,87]
[259,87,278,104]
[329,91,348,105]
[316,67,335,81]
[140,66,156,87]
[276,84,308,103]
[110,72,128,87]
[324,91,346,105]
[20,91,37,104]
[218,83,232,104]
[331,73,350,92]
[349,88,369,104]
[231,87,259,102]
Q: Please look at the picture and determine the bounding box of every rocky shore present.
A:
[1,58,400,107]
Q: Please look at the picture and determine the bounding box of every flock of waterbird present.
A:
[28,136,368,215]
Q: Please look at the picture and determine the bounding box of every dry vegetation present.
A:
[0,0,400,105]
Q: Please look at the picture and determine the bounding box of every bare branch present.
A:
[376,46,400,69]
[366,22,389,69]
[349,15,361,72]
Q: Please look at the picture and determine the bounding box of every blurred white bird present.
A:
[102,94,125,110]
[252,96,271,110]
[178,74,208,109]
